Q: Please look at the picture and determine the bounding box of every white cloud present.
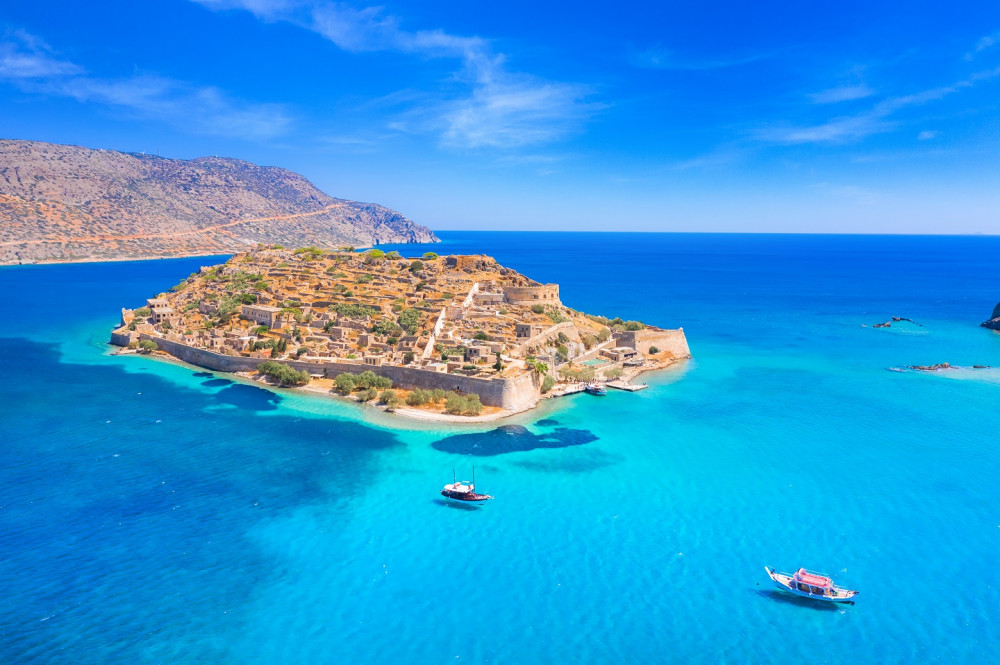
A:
[0,30,291,140]
[194,1,595,149]
[808,84,874,104]
[966,30,1000,60]
[58,76,292,139]
[0,30,80,79]
[757,68,1000,145]
[627,45,771,71]
[917,130,939,141]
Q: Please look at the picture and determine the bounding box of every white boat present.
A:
[440,467,493,502]
[765,566,859,604]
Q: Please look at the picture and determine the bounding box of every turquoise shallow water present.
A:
[2,233,999,663]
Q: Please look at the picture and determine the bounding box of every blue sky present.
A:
[2,1,999,233]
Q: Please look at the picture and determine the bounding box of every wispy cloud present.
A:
[917,130,938,141]
[627,45,771,71]
[0,30,291,140]
[757,67,1000,144]
[0,30,80,79]
[966,30,1000,60]
[808,84,874,104]
[194,1,597,149]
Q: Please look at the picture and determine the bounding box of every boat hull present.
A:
[765,567,858,604]
[440,489,492,502]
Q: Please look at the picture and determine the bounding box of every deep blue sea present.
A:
[2,232,999,664]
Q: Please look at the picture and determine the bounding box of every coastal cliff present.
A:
[981,302,1000,331]
[0,139,438,264]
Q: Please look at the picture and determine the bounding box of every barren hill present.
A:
[0,139,438,264]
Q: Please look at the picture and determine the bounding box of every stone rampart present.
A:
[502,284,560,306]
[131,334,539,409]
[616,328,691,358]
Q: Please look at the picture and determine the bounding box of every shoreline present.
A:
[111,345,683,425]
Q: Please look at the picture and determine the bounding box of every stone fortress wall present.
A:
[501,284,560,306]
[137,334,541,410]
[616,328,691,358]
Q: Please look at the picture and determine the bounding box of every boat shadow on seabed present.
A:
[431,498,483,511]
[755,589,845,611]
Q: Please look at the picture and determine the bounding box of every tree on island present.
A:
[526,357,548,377]
[257,361,309,386]
[138,339,157,353]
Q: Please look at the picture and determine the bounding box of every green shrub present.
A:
[445,393,483,416]
[257,361,310,386]
[555,345,568,364]
[406,389,432,406]
[356,387,378,402]
[334,303,381,318]
[138,339,157,353]
[648,346,660,354]
[371,319,397,336]
[624,320,645,331]
[409,260,424,272]
[397,308,421,334]
[541,375,555,393]
[403,351,415,364]
[597,327,611,343]
[334,373,357,393]
[463,394,483,416]
[422,252,438,260]
[546,308,569,324]
[385,251,402,260]
[296,347,309,357]
[134,307,151,317]
[445,393,466,415]
[355,273,374,283]
[531,304,545,314]
[474,331,490,341]
[356,370,392,390]
[379,389,401,409]
[430,388,448,403]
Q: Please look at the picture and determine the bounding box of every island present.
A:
[110,246,691,420]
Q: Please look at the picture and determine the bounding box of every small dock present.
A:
[550,384,588,397]
[606,381,648,392]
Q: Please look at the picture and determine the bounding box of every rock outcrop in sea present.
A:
[981,303,1000,331]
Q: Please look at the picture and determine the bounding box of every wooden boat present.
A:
[441,468,493,502]
[765,566,859,604]
[585,383,607,396]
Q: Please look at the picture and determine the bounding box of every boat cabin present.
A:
[793,569,834,596]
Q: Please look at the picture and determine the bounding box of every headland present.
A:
[110,245,691,420]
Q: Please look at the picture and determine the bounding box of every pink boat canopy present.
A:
[793,569,833,588]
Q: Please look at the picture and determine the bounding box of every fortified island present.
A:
[110,246,691,419]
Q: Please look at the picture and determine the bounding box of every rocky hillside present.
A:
[0,139,437,264]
